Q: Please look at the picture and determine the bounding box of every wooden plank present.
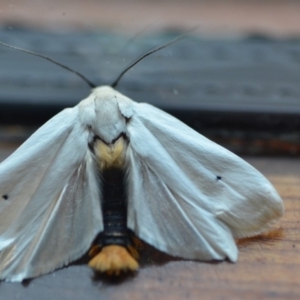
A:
[0,146,299,300]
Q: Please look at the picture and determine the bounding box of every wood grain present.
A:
[0,145,299,300]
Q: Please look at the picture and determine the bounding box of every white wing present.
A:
[124,102,284,262]
[0,107,102,282]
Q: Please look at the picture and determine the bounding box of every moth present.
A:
[0,37,284,282]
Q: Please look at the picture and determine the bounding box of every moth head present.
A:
[92,85,133,118]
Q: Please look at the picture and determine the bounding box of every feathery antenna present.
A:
[0,41,96,88]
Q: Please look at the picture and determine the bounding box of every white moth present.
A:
[0,41,284,282]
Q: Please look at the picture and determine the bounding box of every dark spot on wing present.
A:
[216,176,222,181]
[2,195,8,200]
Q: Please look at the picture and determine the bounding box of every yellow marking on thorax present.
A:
[94,137,127,170]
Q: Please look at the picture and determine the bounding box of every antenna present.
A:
[0,28,197,90]
[0,41,96,88]
[110,30,195,88]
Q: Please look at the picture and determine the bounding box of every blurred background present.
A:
[0,0,300,37]
[1,0,300,36]
[1,0,300,155]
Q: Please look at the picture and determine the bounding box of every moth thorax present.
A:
[94,136,127,170]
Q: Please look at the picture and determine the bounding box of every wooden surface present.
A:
[0,143,300,300]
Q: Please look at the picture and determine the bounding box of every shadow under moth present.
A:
[0,36,284,282]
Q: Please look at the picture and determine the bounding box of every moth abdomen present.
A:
[98,167,130,247]
[93,136,131,247]
[88,136,138,275]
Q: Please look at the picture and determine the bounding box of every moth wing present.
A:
[0,108,102,282]
[125,103,283,262]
